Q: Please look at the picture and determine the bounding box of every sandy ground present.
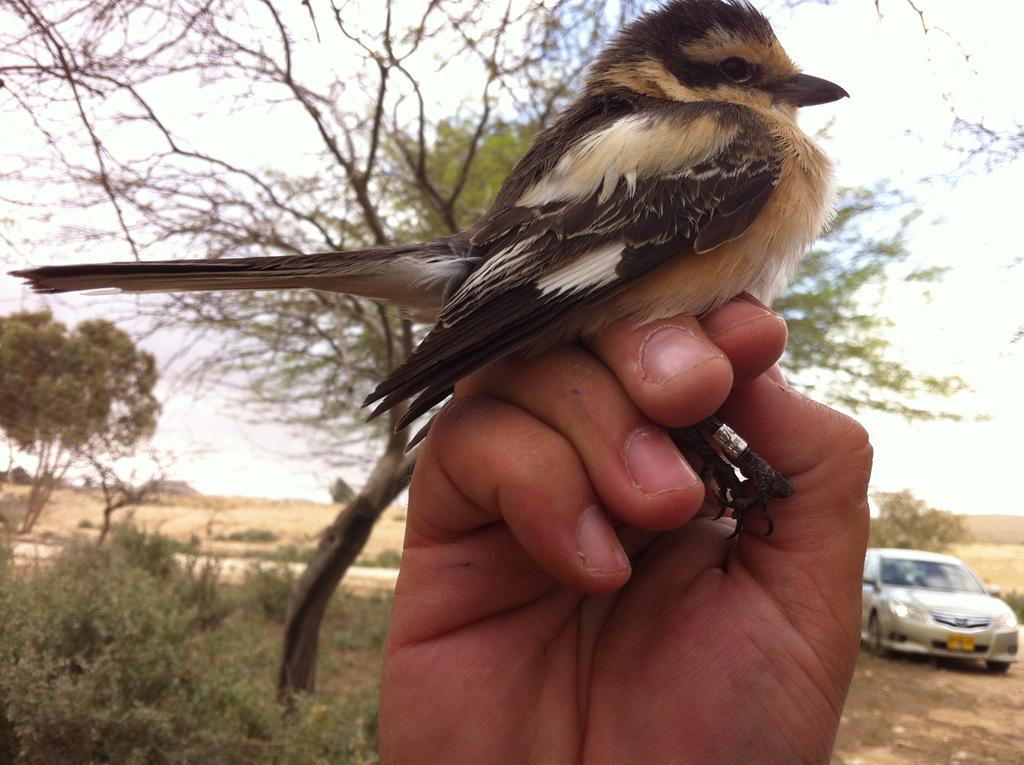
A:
[962,515,1024,545]
[3,485,408,561]
[834,646,1024,765]
[950,543,1024,594]
[7,486,1023,597]
[5,486,406,591]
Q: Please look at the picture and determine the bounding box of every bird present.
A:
[11,0,847,532]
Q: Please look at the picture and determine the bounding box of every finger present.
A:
[717,374,872,658]
[459,345,705,531]
[718,374,872,507]
[406,395,631,598]
[586,299,785,428]
[699,294,788,383]
[713,371,871,540]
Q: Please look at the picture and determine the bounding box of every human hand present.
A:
[379,298,872,765]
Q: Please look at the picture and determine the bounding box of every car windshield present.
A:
[880,558,984,593]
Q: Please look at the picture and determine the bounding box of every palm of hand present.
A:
[380,306,870,765]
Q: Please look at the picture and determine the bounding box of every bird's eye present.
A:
[719,57,753,83]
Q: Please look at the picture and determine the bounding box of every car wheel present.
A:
[868,612,885,656]
[985,661,1011,674]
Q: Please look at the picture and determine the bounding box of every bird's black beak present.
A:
[769,73,849,107]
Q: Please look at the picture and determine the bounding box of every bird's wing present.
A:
[367,100,783,428]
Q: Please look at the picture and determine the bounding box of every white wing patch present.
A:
[536,242,625,296]
[518,112,738,207]
[448,236,537,297]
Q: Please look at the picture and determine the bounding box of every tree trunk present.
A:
[277,433,418,701]
[97,504,115,545]
[0,448,11,532]
[19,453,58,533]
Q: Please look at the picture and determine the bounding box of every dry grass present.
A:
[951,543,1024,593]
[2,485,407,562]
[963,515,1024,545]
[9,489,1024,590]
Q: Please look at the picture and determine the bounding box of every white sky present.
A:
[2,0,1023,514]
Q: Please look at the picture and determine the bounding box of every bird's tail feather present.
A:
[10,243,472,318]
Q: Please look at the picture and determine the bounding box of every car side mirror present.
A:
[863,577,878,591]
[986,584,1003,598]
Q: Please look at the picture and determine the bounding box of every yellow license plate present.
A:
[946,634,975,652]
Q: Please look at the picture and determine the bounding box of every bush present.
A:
[328,591,394,653]
[0,538,199,763]
[869,490,970,552]
[178,555,238,630]
[239,563,297,624]
[0,494,25,528]
[107,523,197,579]
[240,544,317,564]
[357,550,402,569]
[213,528,279,544]
[0,527,385,764]
[329,477,355,505]
[1005,590,1024,622]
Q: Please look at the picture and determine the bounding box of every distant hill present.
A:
[963,515,1024,544]
[152,480,201,497]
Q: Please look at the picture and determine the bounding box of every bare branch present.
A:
[15,0,142,259]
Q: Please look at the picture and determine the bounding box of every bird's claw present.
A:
[672,424,793,537]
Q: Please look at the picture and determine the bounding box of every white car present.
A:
[861,548,1019,672]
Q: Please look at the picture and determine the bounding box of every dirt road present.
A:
[833,646,1024,765]
[11,537,399,591]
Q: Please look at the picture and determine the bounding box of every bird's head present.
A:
[587,0,847,115]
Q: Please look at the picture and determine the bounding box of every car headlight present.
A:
[994,610,1018,629]
[888,599,927,622]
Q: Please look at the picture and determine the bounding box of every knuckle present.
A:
[816,409,874,498]
[830,410,872,458]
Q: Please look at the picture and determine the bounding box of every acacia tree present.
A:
[0,311,159,533]
[776,184,965,419]
[82,447,171,545]
[869,489,970,552]
[2,0,643,697]
[0,0,969,696]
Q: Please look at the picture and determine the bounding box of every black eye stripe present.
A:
[719,57,753,82]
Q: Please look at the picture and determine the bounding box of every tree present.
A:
[0,311,159,533]
[954,116,1024,171]
[869,489,970,552]
[775,184,965,421]
[328,476,355,505]
[6,0,643,697]
[0,0,966,696]
[85,451,169,545]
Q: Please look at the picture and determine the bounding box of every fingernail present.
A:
[625,427,699,496]
[765,363,790,390]
[735,291,771,310]
[640,326,720,384]
[577,506,630,574]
